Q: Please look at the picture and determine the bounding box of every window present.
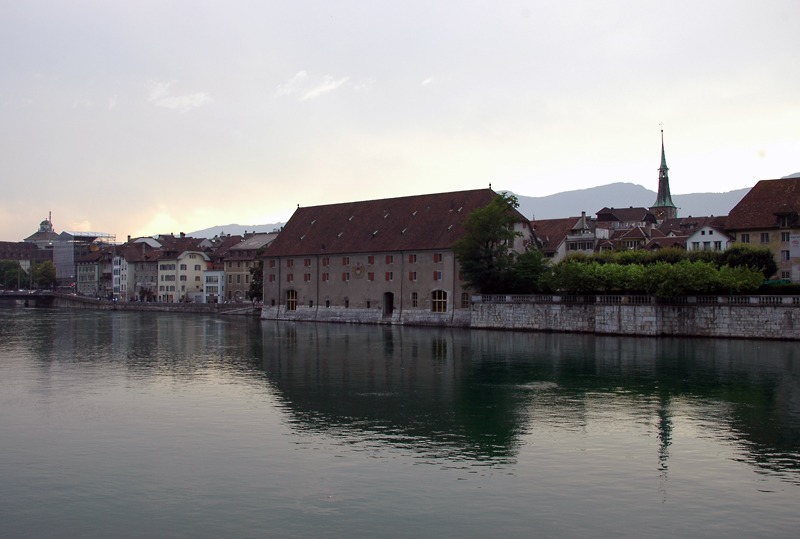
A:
[761,233,770,243]
[322,272,329,282]
[782,232,790,242]
[342,272,350,282]
[342,256,350,266]
[411,292,418,307]
[287,274,293,282]
[286,290,297,311]
[268,274,275,283]
[691,242,700,250]
[714,241,722,251]
[269,260,276,268]
[229,275,233,283]
[195,265,201,271]
[368,255,375,265]
[368,272,375,281]
[180,264,187,270]
[237,275,241,284]
[779,216,791,228]
[409,271,417,281]
[189,254,197,259]
[741,233,750,244]
[322,257,330,267]
[433,253,443,263]
[385,255,393,264]
[385,272,393,281]
[433,270,442,281]
[781,271,791,279]
[304,273,311,282]
[304,258,311,267]
[287,259,294,267]
[180,275,187,281]
[245,275,249,284]
[408,254,417,263]
[782,250,790,261]
[432,290,447,312]
[461,292,470,309]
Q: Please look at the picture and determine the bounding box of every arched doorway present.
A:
[382,292,394,318]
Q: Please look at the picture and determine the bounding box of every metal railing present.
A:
[473,294,800,307]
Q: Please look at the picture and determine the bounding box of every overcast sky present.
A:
[2,1,798,241]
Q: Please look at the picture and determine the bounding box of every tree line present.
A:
[0,260,57,290]
[454,194,784,297]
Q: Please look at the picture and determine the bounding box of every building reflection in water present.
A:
[14,309,800,484]
[256,321,800,482]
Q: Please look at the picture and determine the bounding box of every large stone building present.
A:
[261,189,534,325]
[726,178,800,281]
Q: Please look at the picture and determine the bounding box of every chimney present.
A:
[127,235,131,243]
[180,232,185,238]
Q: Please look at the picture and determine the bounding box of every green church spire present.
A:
[651,129,677,221]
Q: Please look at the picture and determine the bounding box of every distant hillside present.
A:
[188,222,284,239]
[514,183,750,221]
[188,183,756,238]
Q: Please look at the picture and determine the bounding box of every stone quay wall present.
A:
[49,294,259,316]
[261,294,800,340]
[470,295,800,340]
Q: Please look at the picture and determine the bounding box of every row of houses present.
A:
[4,135,800,310]
[6,225,278,303]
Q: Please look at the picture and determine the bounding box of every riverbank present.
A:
[12,291,800,340]
[262,293,800,340]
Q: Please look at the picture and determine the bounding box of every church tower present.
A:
[650,130,678,222]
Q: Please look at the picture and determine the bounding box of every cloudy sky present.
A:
[2,1,798,241]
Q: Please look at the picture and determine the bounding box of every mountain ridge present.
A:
[188,183,755,238]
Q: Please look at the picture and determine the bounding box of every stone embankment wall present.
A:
[262,294,800,340]
[45,292,800,339]
[470,295,800,340]
[261,305,472,327]
[50,294,259,316]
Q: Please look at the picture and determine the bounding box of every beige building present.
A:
[225,232,277,301]
[262,189,534,325]
[726,178,800,281]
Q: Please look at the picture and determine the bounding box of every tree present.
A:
[453,193,522,294]
[249,260,264,301]
[722,246,777,279]
[0,260,27,289]
[32,261,56,289]
[510,248,552,293]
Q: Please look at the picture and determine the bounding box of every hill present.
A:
[514,183,750,221]
[188,222,284,239]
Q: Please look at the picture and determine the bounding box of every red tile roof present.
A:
[726,178,800,230]
[596,207,657,224]
[532,218,579,254]
[266,189,519,257]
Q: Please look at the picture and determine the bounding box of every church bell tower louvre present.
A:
[650,129,678,222]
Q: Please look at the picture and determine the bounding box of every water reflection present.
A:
[256,321,800,482]
[3,309,799,484]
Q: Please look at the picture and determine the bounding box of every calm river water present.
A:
[1,307,799,538]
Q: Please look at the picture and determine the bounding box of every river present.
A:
[1,308,798,537]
